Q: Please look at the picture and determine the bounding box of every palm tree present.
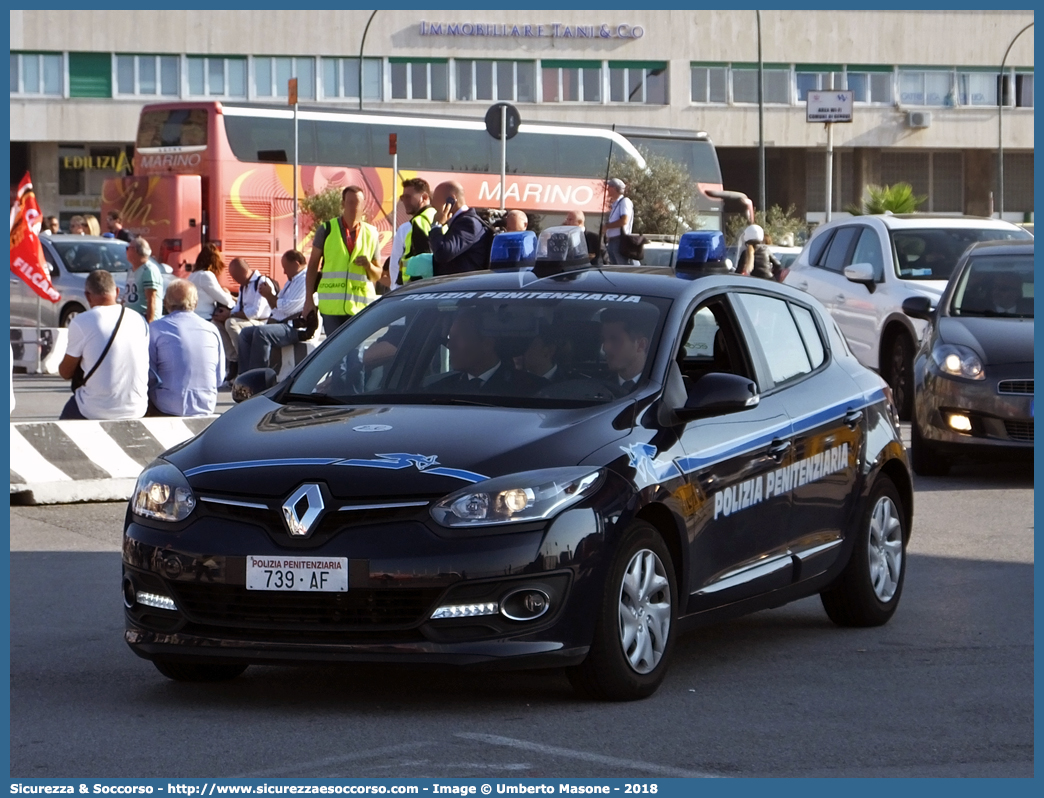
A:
[846,183,927,215]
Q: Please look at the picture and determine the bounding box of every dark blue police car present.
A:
[123,227,912,700]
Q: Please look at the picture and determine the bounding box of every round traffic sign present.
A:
[485,102,521,140]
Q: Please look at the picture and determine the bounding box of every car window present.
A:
[821,227,859,273]
[790,304,826,369]
[850,228,885,281]
[676,300,754,385]
[950,253,1034,319]
[891,227,1032,282]
[50,240,134,274]
[734,293,813,385]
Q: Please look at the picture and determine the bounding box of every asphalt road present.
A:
[9,455,1033,779]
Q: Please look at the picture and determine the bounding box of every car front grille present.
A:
[170,583,444,629]
[1004,420,1034,442]
[998,380,1034,395]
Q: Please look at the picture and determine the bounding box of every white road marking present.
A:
[229,741,433,778]
[140,417,197,452]
[457,733,717,778]
[59,421,145,478]
[10,427,72,483]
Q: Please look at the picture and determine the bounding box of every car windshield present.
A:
[890,227,1032,282]
[285,290,671,408]
[950,253,1034,319]
[50,239,138,274]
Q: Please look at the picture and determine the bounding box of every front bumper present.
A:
[915,362,1033,456]
[122,503,609,669]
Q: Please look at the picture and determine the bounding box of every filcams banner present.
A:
[10,172,60,303]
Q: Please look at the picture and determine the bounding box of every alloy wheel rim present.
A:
[867,496,903,602]
[617,548,671,674]
[891,340,908,408]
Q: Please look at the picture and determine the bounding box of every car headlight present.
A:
[431,467,603,527]
[930,344,985,380]
[132,461,196,522]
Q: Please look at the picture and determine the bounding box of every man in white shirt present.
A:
[58,269,150,420]
[237,249,309,373]
[223,257,276,381]
[604,178,637,265]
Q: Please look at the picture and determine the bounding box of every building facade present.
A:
[10,9,1034,226]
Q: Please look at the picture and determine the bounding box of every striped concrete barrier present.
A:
[10,416,217,505]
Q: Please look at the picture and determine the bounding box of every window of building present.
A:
[255,57,314,100]
[11,52,64,96]
[390,58,448,101]
[320,57,382,101]
[69,52,112,98]
[690,64,727,103]
[846,67,894,104]
[878,150,963,213]
[187,56,246,98]
[1015,72,1033,107]
[609,62,668,104]
[115,54,179,97]
[898,69,954,106]
[456,60,535,102]
[542,60,601,102]
[731,64,790,104]
[1002,152,1034,211]
[795,66,843,101]
[957,70,997,106]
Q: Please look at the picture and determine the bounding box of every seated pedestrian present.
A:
[147,279,225,417]
[188,243,236,358]
[58,269,150,420]
[736,224,781,281]
[237,249,310,373]
[223,257,277,384]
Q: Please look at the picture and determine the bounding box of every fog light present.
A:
[122,578,136,608]
[947,413,972,432]
[500,588,551,622]
[136,591,178,611]
[430,602,498,619]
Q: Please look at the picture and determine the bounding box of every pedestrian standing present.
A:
[429,181,494,276]
[302,186,381,336]
[389,178,436,289]
[106,210,134,242]
[83,214,102,236]
[603,178,637,265]
[736,224,781,281]
[123,236,164,323]
[504,210,528,232]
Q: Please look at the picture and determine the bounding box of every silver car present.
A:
[10,235,172,328]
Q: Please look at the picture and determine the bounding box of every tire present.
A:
[821,476,907,627]
[910,417,950,477]
[884,332,914,420]
[152,659,248,682]
[60,303,85,328]
[567,521,677,701]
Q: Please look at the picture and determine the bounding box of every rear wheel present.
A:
[59,303,85,328]
[152,659,248,682]
[568,522,677,701]
[910,417,950,476]
[821,476,907,627]
[884,332,914,420]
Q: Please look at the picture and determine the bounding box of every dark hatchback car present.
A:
[904,239,1034,476]
[123,267,912,700]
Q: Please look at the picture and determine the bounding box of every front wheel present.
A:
[910,417,950,476]
[152,659,248,682]
[884,333,914,420]
[568,521,677,701]
[60,303,85,328]
[821,476,907,627]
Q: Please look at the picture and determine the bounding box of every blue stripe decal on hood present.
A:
[184,458,340,477]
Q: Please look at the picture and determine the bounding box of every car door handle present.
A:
[843,410,864,429]
[794,281,808,290]
[768,440,792,461]
[835,293,846,302]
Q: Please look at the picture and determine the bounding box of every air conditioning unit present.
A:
[907,111,932,129]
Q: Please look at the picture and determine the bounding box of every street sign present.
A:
[484,102,521,140]
[288,78,298,106]
[806,90,854,123]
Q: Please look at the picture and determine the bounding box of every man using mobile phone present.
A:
[429,181,494,276]
[303,185,381,336]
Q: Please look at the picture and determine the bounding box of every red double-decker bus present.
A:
[102,101,676,284]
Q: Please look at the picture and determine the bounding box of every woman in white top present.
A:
[188,244,236,371]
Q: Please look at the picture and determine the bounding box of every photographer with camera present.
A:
[237,249,315,374]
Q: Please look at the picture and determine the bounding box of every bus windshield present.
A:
[136,109,208,149]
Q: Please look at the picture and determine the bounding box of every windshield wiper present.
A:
[430,397,499,407]
[283,392,349,405]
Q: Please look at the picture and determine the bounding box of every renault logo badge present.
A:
[282,484,324,538]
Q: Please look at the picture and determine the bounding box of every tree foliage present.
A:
[725,204,808,246]
[608,147,705,236]
[299,186,343,236]
[846,182,927,215]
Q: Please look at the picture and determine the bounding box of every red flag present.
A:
[10,172,60,303]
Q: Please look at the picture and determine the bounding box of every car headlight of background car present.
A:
[431,467,603,528]
[930,343,985,381]
[132,461,196,522]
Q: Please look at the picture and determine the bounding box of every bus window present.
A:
[556,137,613,178]
[137,109,208,149]
[504,132,551,176]
[224,115,317,163]
[421,127,491,173]
[366,125,421,168]
[316,119,370,167]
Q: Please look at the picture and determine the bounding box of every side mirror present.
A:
[902,295,935,321]
[844,261,876,285]
[677,372,759,421]
[232,368,277,403]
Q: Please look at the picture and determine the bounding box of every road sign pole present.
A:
[499,105,507,211]
[391,151,398,235]
[825,122,833,223]
[290,78,299,249]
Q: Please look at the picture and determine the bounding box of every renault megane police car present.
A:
[123,231,912,700]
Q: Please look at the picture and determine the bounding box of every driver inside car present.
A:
[599,304,658,396]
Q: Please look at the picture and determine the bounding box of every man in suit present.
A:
[599,304,659,396]
[989,272,1024,314]
[435,307,545,395]
[429,181,494,276]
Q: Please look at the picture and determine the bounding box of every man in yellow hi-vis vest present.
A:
[303,185,381,336]
[388,177,436,289]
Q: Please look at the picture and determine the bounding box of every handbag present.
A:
[71,306,125,392]
[619,233,647,261]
